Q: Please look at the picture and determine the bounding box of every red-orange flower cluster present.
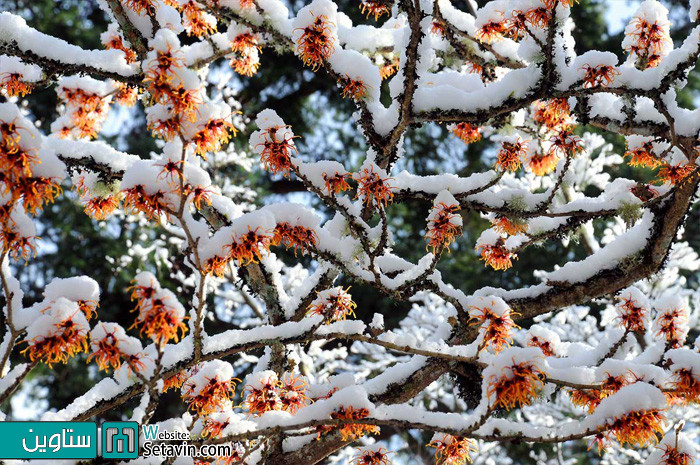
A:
[657,163,694,186]
[295,15,335,71]
[451,123,482,145]
[533,98,572,130]
[426,200,462,252]
[272,222,318,256]
[359,0,391,21]
[487,358,545,410]
[256,125,298,177]
[340,76,369,100]
[625,140,662,168]
[492,216,527,236]
[323,172,352,195]
[608,409,665,448]
[243,372,310,416]
[581,64,620,88]
[0,72,33,97]
[428,434,477,465]
[624,16,671,70]
[129,276,188,344]
[477,239,516,271]
[355,165,394,208]
[325,406,379,441]
[496,139,528,171]
[182,374,238,415]
[469,303,519,353]
[308,287,357,322]
[352,447,392,465]
[180,1,217,37]
[230,31,261,76]
[528,152,559,176]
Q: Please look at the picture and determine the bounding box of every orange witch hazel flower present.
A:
[468,297,519,353]
[0,57,41,98]
[181,360,239,415]
[450,123,481,145]
[569,372,628,413]
[202,412,235,439]
[360,0,391,21]
[293,8,337,71]
[492,216,527,236]
[227,227,273,265]
[526,325,560,357]
[378,57,399,80]
[251,110,298,177]
[533,98,572,130]
[599,383,666,448]
[547,128,584,157]
[180,1,217,37]
[623,3,673,70]
[528,151,559,176]
[352,446,393,465]
[243,371,310,416]
[272,222,318,255]
[324,405,379,441]
[123,0,155,15]
[14,176,63,215]
[475,15,506,44]
[581,63,620,88]
[21,298,90,367]
[667,356,700,403]
[128,272,188,344]
[425,190,462,252]
[1,222,38,261]
[476,231,516,271]
[323,171,352,195]
[340,75,370,100]
[496,136,529,172]
[87,322,143,373]
[162,370,188,392]
[84,195,121,220]
[648,430,697,465]
[657,162,695,186]
[653,295,690,348]
[625,137,662,168]
[615,287,650,333]
[428,433,478,465]
[354,163,394,208]
[73,173,121,220]
[308,286,357,322]
[485,347,546,410]
[189,112,237,157]
[228,27,262,76]
[243,371,282,415]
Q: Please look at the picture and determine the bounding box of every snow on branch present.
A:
[1,0,700,464]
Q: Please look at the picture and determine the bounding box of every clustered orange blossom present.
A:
[307,287,357,322]
[487,358,545,409]
[295,15,336,70]
[427,434,478,465]
[469,304,519,353]
[426,201,462,252]
[243,372,310,416]
[451,123,482,145]
[476,239,516,271]
[129,278,188,344]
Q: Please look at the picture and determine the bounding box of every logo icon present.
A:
[102,421,139,459]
